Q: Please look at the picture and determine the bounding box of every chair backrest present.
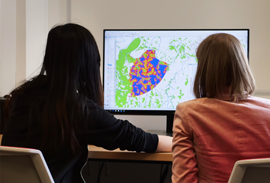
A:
[0,146,54,183]
[228,158,270,183]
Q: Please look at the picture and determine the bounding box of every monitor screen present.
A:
[103,29,249,133]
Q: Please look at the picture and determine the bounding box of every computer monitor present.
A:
[103,29,249,134]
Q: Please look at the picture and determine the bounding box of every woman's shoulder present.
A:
[84,98,103,110]
[11,75,49,97]
[176,97,207,108]
[247,95,270,107]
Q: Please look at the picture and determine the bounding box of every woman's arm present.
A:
[84,100,160,152]
[156,135,172,152]
[172,105,198,183]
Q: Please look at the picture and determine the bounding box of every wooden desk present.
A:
[0,135,172,162]
[88,145,172,162]
[86,146,172,183]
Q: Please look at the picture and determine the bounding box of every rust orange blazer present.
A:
[172,95,270,183]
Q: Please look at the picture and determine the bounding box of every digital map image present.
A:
[115,36,199,109]
[129,50,168,97]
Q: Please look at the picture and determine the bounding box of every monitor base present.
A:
[147,130,172,137]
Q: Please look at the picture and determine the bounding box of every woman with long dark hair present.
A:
[2,23,172,183]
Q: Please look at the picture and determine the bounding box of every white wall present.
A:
[26,0,48,79]
[0,0,16,96]
[16,0,26,87]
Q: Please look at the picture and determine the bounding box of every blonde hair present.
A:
[193,33,255,101]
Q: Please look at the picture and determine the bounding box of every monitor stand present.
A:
[147,113,174,137]
[147,130,172,137]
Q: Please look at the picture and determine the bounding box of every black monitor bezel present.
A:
[102,29,250,133]
[103,28,250,136]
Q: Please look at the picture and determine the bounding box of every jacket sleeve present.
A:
[82,100,158,153]
[172,104,198,183]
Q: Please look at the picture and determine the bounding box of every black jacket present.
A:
[1,80,158,183]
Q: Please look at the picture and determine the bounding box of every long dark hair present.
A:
[7,23,104,155]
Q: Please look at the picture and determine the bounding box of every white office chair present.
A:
[0,146,54,183]
[228,158,270,183]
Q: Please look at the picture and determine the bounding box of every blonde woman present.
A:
[172,33,270,183]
